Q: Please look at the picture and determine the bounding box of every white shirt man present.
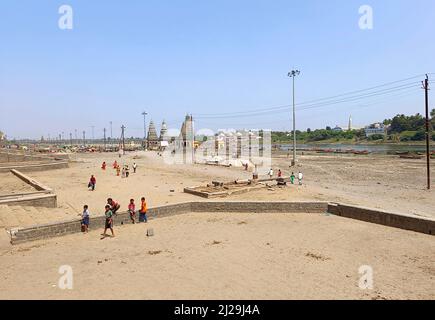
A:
[298,172,303,185]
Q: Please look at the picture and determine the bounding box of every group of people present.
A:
[87,160,139,191]
[267,168,304,185]
[102,160,138,177]
[80,197,148,237]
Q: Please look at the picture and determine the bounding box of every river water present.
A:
[277,143,433,154]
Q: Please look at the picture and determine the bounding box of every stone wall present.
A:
[10,202,193,244]
[8,201,434,245]
[192,201,328,213]
[0,162,69,173]
[328,203,434,236]
[0,194,57,208]
[0,151,70,163]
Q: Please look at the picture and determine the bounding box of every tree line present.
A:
[272,109,435,143]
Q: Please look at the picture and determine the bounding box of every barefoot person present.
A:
[133,162,137,173]
[88,175,96,191]
[107,198,121,215]
[80,205,90,233]
[298,171,304,185]
[101,162,106,170]
[128,199,136,224]
[139,197,148,223]
[268,168,274,179]
[102,205,115,237]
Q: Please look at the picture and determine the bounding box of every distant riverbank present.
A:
[276,143,433,154]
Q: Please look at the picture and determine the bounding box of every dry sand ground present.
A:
[0,151,434,300]
[22,151,435,219]
[0,212,433,300]
[0,172,37,195]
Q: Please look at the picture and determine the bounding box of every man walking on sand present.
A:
[298,171,304,185]
[102,205,115,238]
[268,168,274,179]
[133,162,137,173]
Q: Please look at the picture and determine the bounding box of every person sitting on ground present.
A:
[88,175,96,191]
[128,199,136,224]
[80,205,90,233]
[290,172,295,185]
[139,197,148,223]
[101,161,106,170]
[107,198,120,215]
[102,205,115,237]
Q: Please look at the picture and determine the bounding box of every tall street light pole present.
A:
[288,69,300,167]
[142,111,148,149]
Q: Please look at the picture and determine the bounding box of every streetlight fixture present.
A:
[288,69,300,167]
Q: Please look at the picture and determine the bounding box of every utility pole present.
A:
[288,69,301,167]
[70,133,73,146]
[422,75,431,190]
[91,126,95,144]
[110,121,113,140]
[74,129,78,145]
[103,128,107,150]
[120,125,126,155]
[142,111,148,149]
[191,114,195,164]
[83,131,86,146]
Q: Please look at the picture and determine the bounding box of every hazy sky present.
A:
[1,0,434,139]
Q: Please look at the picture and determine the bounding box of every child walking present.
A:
[81,205,90,233]
[128,199,136,224]
[102,205,115,237]
[139,197,148,223]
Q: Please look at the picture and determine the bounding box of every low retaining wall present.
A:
[10,169,53,192]
[0,194,57,208]
[328,203,434,236]
[0,161,69,173]
[7,201,434,245]
[0,151,70,163]
[192,201,328,213]
[10,202,194,244]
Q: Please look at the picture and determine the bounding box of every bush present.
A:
[367,134,385,141]
[411,130,426,141]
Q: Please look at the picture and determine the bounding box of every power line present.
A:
[194,75,425,118]
[195,83,420,120]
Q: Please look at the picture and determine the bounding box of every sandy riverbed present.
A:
[21,151,435,220]
[0,211,433,300]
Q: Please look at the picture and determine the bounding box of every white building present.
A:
[365,123,387,137]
